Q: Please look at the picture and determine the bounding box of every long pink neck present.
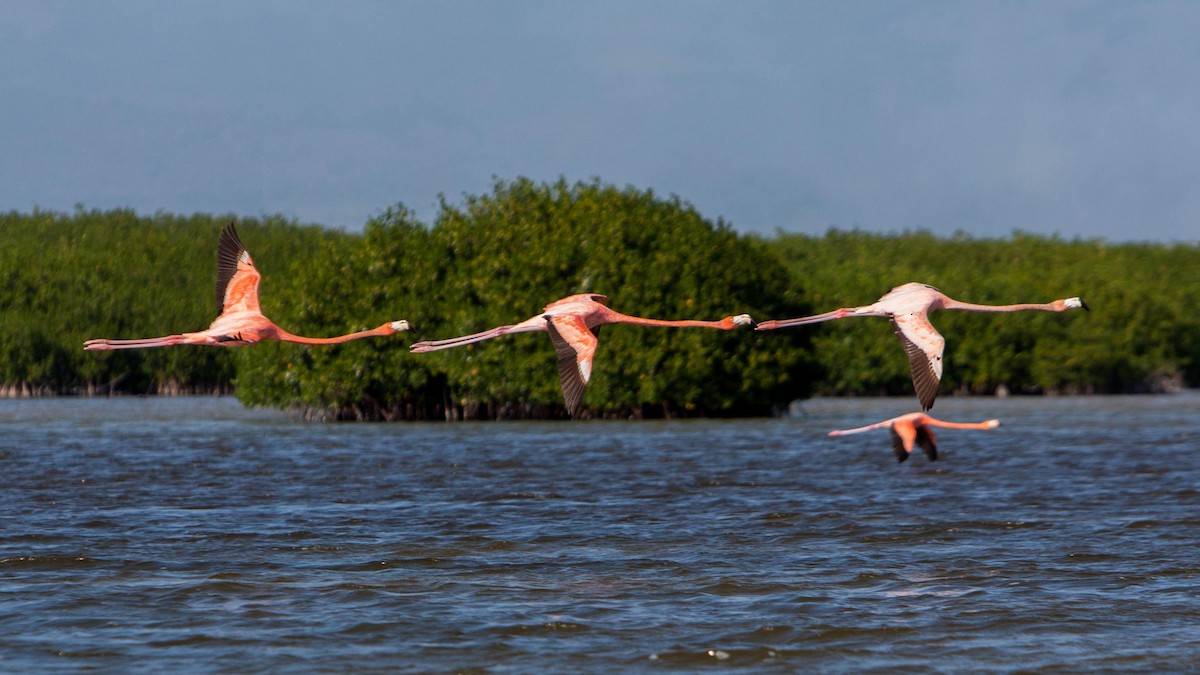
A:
[276,324,394,345]
[943,299,1062,313]
[925,419,999,430]
[607,313,732,330]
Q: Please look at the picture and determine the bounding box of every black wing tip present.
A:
[890,429,908,462]
[917,383,937,411]
[214,221,248,314]
[545,320,588,418]
[914,427,938,462]
[561,377,586,418]
[219,221,243,250]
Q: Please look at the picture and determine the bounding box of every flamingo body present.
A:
[756,282,1087,410]
[410,293,753,417]
[84,223,411,351]
[828,412,1001,463]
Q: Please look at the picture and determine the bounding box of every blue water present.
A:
[2,394,1198,671]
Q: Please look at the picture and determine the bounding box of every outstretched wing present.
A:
[889,429,910,463]
[915,426,938,461]
[215,223,262,315]
[546,315,600,417]
[891,313,944,411]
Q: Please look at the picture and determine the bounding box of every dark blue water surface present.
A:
[2,394,1199,672]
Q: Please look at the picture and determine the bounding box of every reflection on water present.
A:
[1,393,1198,671]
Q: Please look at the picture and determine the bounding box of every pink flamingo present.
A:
[828,412,1001,463]
[756,282,1087,410]
[409,293,754,417]
[84,223,410,350]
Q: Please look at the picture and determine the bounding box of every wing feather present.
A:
[915,426,938,461]
[889,429,910,463]
[546,316,599,417]
[891,314,944,411]
[215,223,262,315]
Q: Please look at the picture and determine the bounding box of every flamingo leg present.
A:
[84,335,187,351]
[411,315,552,353]
[827,421,892,436]
[756,307,883,331]
[409,327,510,352]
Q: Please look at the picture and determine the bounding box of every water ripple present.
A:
[2,395,1200,671]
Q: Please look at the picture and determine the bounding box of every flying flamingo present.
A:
[84,223,410,351]
[755,282,1087,410]
[409,293,754,417]
[828,412,1001,463]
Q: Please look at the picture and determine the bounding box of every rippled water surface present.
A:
[2,394,1199,672]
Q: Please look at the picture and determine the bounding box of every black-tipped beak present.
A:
[1080,299,1090,312]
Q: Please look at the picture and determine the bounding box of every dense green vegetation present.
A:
[1,179,1196,418]
[768,229,1199,397]
[0,208,351,396]
[235,179,813,419]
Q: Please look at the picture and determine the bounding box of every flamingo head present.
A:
[1063,297,1088,311]
[389,320,412,333]
[985,419,1001,429]
[724,314,756,329]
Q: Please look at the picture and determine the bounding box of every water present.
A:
[2,394,1198,672]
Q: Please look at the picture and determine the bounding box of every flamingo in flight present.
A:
[84,223,410,351]
[755,282,1087,410]
[828,412,1001,463]
[409,293,754,417]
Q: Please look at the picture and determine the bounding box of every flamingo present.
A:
[828,412,1001,463]
[755,282,1087,410]
[84,223,410,350]
[409,293,754,417]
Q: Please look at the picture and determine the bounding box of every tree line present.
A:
[0,179,1194,418]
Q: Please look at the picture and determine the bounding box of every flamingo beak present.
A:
[1065,297,1089,311]
[391,320,412,332]
[731,314,755,328]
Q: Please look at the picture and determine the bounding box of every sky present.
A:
[2,1,1198,242]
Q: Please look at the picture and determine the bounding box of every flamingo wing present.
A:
[215,223,262,315]
[890,313,945,410]
[888,428,911,463]
[546,315,600,417]
[915,426,938,461]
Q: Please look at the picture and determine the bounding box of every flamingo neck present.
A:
[943,299,1063,313]
[606,312,741,330]
[277,324,396,345]
[928,419,1001,430]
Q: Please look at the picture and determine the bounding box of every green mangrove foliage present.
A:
[2,183,1198,417]
[235,179,814,419]
[768,229,1200,398]
[0,208,348,395]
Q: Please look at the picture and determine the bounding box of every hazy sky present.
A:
[2,1,1198,242]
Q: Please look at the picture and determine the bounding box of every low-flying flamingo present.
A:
[409,293,754,417]
[84,223,411,351]
[828,412,1001,463]
[755,282,1087,410]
